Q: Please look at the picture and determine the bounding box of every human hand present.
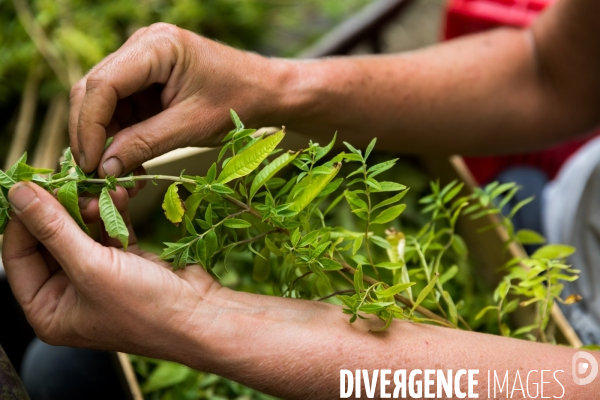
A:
[1,182,222,358]
[70,23,289,178]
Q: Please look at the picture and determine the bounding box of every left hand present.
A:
[1,182,222,360]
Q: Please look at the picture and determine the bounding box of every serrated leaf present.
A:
[288,163,341,213]
[163,183,185,224]
[195,239,206,264]
[250,151,298,199]
[0,170,16,189]
[253,247,270,282]
[99,187,129,250]
[230,109,244,131]
[175,246,189,271]
[223,218,252,229]
[218,130,285,184]
[371,204,406,225]
[13,163,53,181]
[57,181,90,235]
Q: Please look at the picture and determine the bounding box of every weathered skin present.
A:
[0,345,29,400]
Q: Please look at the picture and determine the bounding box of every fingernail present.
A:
[102,157,124,177]
[79,151,86,169]
[78,197,93,209]
[9,183,37,211]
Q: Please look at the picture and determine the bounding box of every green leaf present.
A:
[205,204,213,226]
[218,130,285,184]
[319,258,342,270]
[371,182,407,192]
[343,141,361,156]
[99,187,129,250]
[288,163,341,213]
[314,132,337,162]
[376,282,415,298]
[57,181,90,235]
[162,183,185,224]
[475,306,498,321]
[142,361,191,393]
[298,231,320,247]
[354,264,364,293]
[184,215,197,236]
[249,151,298,199]
[373,189,408,211]
[184,193,204,221]
[230,109,244,131]
[6,153,27,178]
[264,236,282,256]
[369,235,391,249]
[205,230,218,259]
[253,247,270,282]
[532,244,575,260]
[0,170,16,189]
[371,204,406,225]
[206,162,217,184]
[224,218,252,229]
[411,273,438,313]
[516,229,546,245]
[352,235,363,255]
[195,239,206,264]
[376,262,404,270]
[104,137,114,150]
[175,246,189,271]
[13,163,53,181]
[365,138,376,160]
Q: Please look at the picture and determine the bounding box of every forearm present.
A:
[173,288,599,399]
[271,27,595,156]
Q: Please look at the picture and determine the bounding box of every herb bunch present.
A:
[0,110,580,342]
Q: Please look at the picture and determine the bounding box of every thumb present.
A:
[97,102,215,178]
[8,182,99,274]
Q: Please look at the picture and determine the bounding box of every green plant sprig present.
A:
[0,110,581,340]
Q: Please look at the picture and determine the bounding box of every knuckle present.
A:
[69,80,85,104]
[126,125,156,162]
[147,22,181,40]
[35,212,68,243]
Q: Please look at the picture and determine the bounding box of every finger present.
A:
[76,24,182,173]
[69,28,149,160]
[2,214,53,307]
[98,102,200,177]
[127,166,147,198]
[7,182,100,277]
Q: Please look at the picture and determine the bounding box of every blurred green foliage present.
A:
[0,0,371,161]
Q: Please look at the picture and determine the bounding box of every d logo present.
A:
[572,351,598,386]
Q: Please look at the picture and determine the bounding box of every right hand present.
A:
[70,23,289,178]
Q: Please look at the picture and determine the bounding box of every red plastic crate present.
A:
[442,0,598,184]
[445,0,553,39]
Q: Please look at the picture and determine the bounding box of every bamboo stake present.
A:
[4,63,41,169]
[32,94,69,169]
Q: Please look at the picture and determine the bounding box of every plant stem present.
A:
[318,289,355,301]
[339,261,454,328]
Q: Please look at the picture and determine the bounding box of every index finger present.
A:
[72,24,181,173]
